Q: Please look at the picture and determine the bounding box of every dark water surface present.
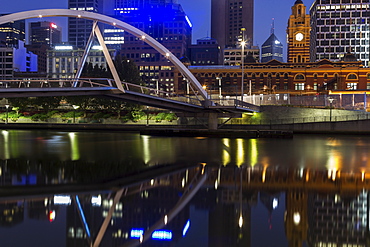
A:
[0,129,369,246]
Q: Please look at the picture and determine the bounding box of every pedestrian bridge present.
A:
[0,78,260,114]
[0,9,260,129]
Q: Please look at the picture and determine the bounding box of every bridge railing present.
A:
[0,78,114,88]
[122,81,204,106]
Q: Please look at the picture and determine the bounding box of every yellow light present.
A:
[293,212,300,225]
[164,215,168,225]
[238,215,243,228]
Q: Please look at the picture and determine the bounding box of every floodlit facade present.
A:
[47,45,113,78]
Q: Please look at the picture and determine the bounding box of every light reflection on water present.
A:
[0,130,370,246]
[1,131,370,173]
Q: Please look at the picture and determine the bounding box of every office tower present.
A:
[29,21,61,47]
[68,0,100,48]
[310,0,370,66]
[0,14,25,48]
[115,0,192,92]
[211,0,254,50]
[189,37,221,65]
[261,23,283,63]
[287,0,311,63]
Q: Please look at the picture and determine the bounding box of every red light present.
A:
[49,210,56,222]
[51,23,57,29]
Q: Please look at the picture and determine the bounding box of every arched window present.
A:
[367,73,370,80]
[347,73,358,80]
[295,74,305,80]
[313,73,318,80]
[260,73,264,79]
[324,73,328,80]
[284,73,289,79]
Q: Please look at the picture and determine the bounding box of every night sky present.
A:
[1,0,316,58]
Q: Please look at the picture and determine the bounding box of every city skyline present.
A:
[1,0,315,52]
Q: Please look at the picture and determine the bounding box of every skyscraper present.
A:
[114,0,192,91]
[0,14,25,48]
[29,21,61,47]
[310,0,370,66]
[261,33,283,63]
[211,0,254,50]
[68,0,100,48]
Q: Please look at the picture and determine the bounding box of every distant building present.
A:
[211,0,254,50]
[0,14,25,48]
[310,0,370,66]
[68,0,100,48]
[0,40,38,79]
[261,33,283,63]
[25,44,49,73]
[223,46,260,66]
[189,37,221,65]
[29,21,61,47]
[47,45,113,78]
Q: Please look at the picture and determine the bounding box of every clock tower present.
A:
[287,0,311,63]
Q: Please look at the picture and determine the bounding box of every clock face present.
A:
[295,32,304,41]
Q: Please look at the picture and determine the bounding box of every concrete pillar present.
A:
[208,113,218,130]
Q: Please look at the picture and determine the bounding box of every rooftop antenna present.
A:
[271,18,275,35]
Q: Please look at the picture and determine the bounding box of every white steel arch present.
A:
[0,9,208,100]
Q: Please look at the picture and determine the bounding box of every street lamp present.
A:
[328,97,334,121]
[240,27,246,102]
[5,104,9,124]
[72,105,80,123]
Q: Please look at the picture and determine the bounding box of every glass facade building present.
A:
[310,0,370,66]
[261,33,283,63]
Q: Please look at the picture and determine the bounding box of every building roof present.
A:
[262,33,282,47]
[294,0,303,5]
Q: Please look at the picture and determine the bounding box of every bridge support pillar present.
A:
[208,113,219,130]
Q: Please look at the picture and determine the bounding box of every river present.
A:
[0,129,369,246]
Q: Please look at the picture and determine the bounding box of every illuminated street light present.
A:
[240,28,246,101]
[5,104,9,124]
[72,105,80,123]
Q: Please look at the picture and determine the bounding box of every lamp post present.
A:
[240,28,246,102]
[5,104,9,124]
[72,105,80,123]
[328,97,334,122]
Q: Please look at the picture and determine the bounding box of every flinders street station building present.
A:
[175,0,370,96]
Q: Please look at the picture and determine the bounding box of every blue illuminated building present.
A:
[113,0,192,91]
[261,33,284,63]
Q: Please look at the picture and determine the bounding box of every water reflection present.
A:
[0,164,369,247]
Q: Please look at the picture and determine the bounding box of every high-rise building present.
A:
[29,21,61,47]
[211,0,254,50]
[287,0,311,63]
[68,0,100,48]
[310,0,370,66]
[0,14,25,48]
[114,0,192,92]
[189,37,221,65]
[261,33,283,63]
